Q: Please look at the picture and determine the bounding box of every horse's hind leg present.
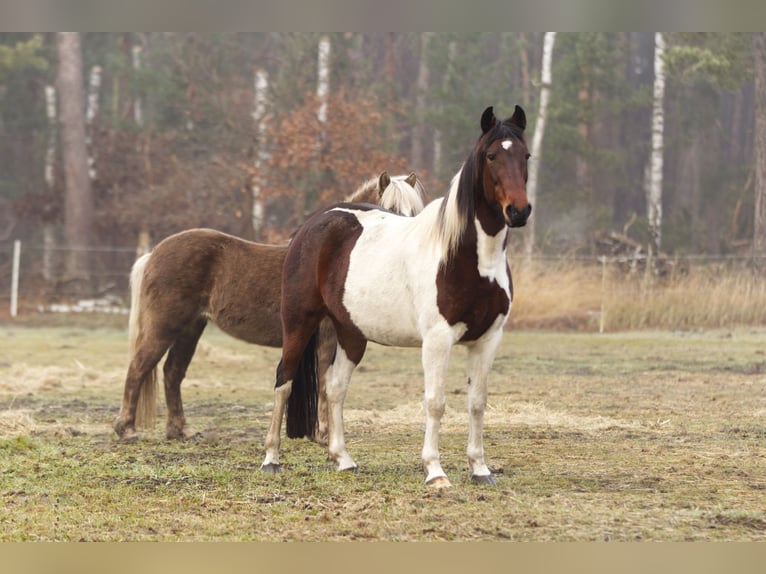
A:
[313,318,337,446]
[114,339,172,442]
[261,319,322,472]
[163,317,207,440]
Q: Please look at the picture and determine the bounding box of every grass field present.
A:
[1,319,765,541]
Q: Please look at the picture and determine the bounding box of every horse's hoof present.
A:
[260,463,282,474]
[114,422,138,443]
[339,465,359,474]
[426,476,452,489]
[471,473,497,487]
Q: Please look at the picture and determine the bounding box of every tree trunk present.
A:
[251,68,269,241]
[411,32,432,173]
[753,32,766,260]
[42,84,57,282]
[645,32,665,264]
[433,40,456,182]
[132,43,143,126]
[519,33,531,109]
[85,64,101,180]
[524,32,556,258]
[57,32,94,284]
[316,35,330,125]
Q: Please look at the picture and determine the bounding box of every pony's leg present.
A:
[114,339,172,441]
[464,329,504,486]
[420,330,454,488]
[162,317,207,440]
[313,318,337,446]
[325,344,364,472]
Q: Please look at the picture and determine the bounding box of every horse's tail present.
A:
[130,253,158,429]
[284,330,319,439]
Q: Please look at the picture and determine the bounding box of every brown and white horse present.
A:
[113,172,425,443]
[261,106,531,487]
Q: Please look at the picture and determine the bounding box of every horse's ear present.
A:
[481,106,497,134]
[378,171,391,197]
[509,105,526,131]
[405,172,417,187]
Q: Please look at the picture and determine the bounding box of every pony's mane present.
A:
[347,174,426,217]
[346,176,382,203]
[436,119,525,264]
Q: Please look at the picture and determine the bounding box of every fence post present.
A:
[599,255,607,334]
[10,239,20,317]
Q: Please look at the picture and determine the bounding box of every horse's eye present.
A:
[487,153,496,161]
[525,153,531,160]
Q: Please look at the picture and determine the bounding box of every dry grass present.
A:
[509,258,766,331]
[1,321,765,541]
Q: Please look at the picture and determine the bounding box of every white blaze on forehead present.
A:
[501,140,512,150]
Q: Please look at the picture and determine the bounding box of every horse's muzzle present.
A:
[505,203,532,228]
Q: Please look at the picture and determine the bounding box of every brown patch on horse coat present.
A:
[436,222,511,342]
[281,205,380,380]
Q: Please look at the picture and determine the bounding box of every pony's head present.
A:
[378,171,425,217]
[475,105,532,228]
[349,171,426,217]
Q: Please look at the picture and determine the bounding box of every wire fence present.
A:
[2,239,766,330]
[0,240,139,317]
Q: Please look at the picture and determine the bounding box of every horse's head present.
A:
[478,105,532,228]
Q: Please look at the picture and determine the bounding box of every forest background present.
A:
[1,32,766,328]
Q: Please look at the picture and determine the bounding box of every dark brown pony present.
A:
[261,106,531,487]
[113,172,425,443]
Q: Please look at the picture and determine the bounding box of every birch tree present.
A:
[753,32,766,263]
[646,32,665,263]
[85,65,101,180]
[411,32,432,173]
[251,68,269,240]
[57,32,94,283]
[317,35,330,127]
[524,31,555,258]
[433,40,456,180]
[42,84,57,282]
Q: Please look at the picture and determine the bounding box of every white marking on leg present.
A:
[261,380,292,468]
[420,328,454,485]
[465,327,504,479]
[326,347,358,471]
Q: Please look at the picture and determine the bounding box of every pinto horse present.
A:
[113,172,425,443]
[261,106,531,487]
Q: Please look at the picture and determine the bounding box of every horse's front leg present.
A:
[464,328,504,486]
[325,346,359,472]
[421,330,454,488]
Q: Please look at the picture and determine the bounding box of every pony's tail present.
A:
[284,330,319,439]
[130,253,158,429]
